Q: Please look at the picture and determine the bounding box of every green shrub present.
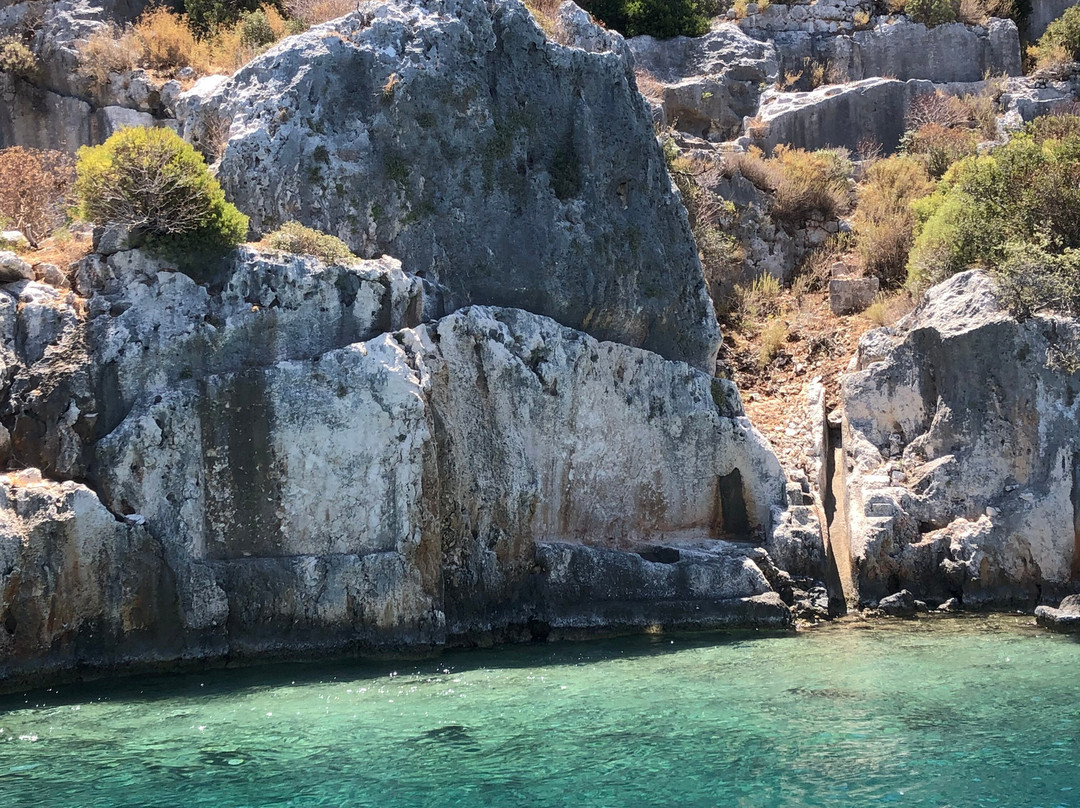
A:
[992,240,1080,318]
[0,36,37,76]
[1026,112,1080,144]
[75,126,248,261]
[904,0,959,26]
[1033,6,1080,65]
[185,0,284,33]
[240,8,277,46]
[265,221,356,264]
[907,126,1080,289]
[579,0,720,38]
[852,155,936,286]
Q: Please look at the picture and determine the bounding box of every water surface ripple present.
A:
[1,615,1078,807]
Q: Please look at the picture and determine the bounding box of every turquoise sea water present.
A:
[1,615,1078,808]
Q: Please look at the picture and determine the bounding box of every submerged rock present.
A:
[180,0,720,371]
[1035,594,1080,632]
[841,270,1080,609]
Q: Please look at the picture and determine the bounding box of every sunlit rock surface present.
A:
[841,270,1080,609]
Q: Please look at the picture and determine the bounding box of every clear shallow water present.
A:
[1,616,1078,808]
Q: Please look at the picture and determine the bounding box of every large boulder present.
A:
[627,23,779,141]
[840,270,1080,608]
[1035,594,1080,632]
[753,77,935,153]
[0,247,803,684]
[178,0,720,371]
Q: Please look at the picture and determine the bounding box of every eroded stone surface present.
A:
[179,0,720,370]
[841,270,1080,609]
[0,248,802,685]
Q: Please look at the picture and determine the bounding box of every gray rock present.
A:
[0,472,195,689]
[936,597,961,612]
[0,248,811,685]
[0,251,33,283]
[1035,594,1080,632]
[841,270,1080,608]
[34,263,66,287]
[180,0,720,371]
[817,18,1021,84]
[92,224,133,255]
[829,275,879,315]
[753,77,936,153]
[877,588,925,616]
[628,23,779,141]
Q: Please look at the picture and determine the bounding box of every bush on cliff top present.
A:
[75,127,248,262]
[901,0,959,26]
[265,222,356,265]
[579,0,720,39]
[907,121,1080,309]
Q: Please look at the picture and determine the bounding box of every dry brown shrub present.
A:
[726,145,852,225]
[134,6,203,72]
[770,145,852,224]
[0,147,75,249]
[78,24,139,87]
[852,155,934,286]
[285,0,357,25]
[635,68,665,100]
[903,122,979,177]
[906,91,968,130]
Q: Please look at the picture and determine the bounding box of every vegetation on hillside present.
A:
[1030,5,1080,72]
[0,148,75,249]
[906,120,1080,314]
[578,0,721,38]
[76,0,352,83]
[75,127,248,267]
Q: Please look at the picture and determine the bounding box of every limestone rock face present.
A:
[0,471,195,688]
[627,23,779,141]
[841,271,1080,608]
[0,248,433,480]
[0,248,801,684]
[754,77,935,153]
[819,19,1021,84]
[181,0,720,371]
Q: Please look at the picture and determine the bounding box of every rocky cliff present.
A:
[178,0,720,372]
[840,271,1080,609]
[0,241,808,689]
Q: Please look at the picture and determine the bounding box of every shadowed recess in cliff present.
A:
[200,371,284,560]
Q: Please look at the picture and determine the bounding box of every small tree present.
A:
[74,126,248,258]
[0,147,75,249]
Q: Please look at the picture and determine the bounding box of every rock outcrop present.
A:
[840,271,1080,609]
[178,0,720,371]
[0,0,179,151]
[753,77,936,153]
[1035,594,1080,632]
[628,24,779,141]
[0,245,804,687]
[768,18,1021,86]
